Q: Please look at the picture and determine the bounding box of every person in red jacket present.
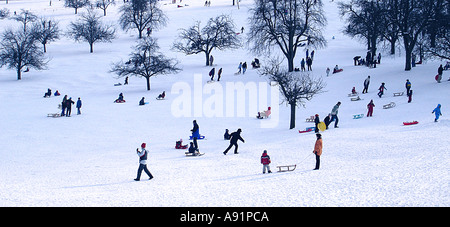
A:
[261,150,272,174]
[367,99,375,117]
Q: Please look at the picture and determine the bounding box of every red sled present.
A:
[175,140,188,149]
[435,75,439,81]
[299,127,315,133]
[403,121,419,126]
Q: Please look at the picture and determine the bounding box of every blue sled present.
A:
[189,135,205,140]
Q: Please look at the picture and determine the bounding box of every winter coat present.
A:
[188,144,196,153]
[364,77,370,87]
[192,122,200,138]
[137,148,148,165]
[66,98,75,110]
[76,99,82,108]
[331,104,340,115]
[432,104,442,117]
[367,101,375,111]
[313,138,323,156]
[261,153,271,165]
[229,131,244,144]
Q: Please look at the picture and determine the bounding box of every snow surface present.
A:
[0,0,448,207]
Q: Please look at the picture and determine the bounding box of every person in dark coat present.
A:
[44,88,51,98]
[323,114,331,130]
[61,95,67,116]
[314,114,320,133]
[223,128,245,155]
[408,90,413,103]
[139,97,145,106]
[437,64,443,83]
[76,97,82,115]
[217,68,223,81]
[65,97,75,117]
[191,120,200,149]
[367,99,375,117]
[378,82,387,98]
[134,143,153,181]
[209,67,215,80]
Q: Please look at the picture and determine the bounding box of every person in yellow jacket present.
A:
[313,134,323,170]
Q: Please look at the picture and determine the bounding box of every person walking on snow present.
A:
[367,99,375,117]
[223,128,245,155]
[134,143,154,181]
[330,102,341,128]
[378,82,387,98]
[405,79,411,95]
[362,76,370,94]
[261,150,272,174]
[191,120,200,149]
[432,104,442,122]
[313,133,323,170]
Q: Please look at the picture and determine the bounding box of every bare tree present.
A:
[119,0,167,39]
[95,0,116,16]
[248,0,327,72]
[65,0,91,14]
[11,9,38,32]
[67,9,116,53]
[32,18,60,53]
[260,59,325,129]
[0,28,48,80]
[111,37,181,91]
[172,14,241,66]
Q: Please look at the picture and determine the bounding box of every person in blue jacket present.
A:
[432,104,442,122]
[76,97,82,115]
[191,120,200,149]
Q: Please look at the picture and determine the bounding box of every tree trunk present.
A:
[205,52,210,66]
[17,67,22,80]
[146,76,151,90]
[90,43,94,53]
[390,39,396,55]
[289,102,296,129]
[403,35,412,71]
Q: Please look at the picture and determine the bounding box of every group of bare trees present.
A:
[339,0,450,71]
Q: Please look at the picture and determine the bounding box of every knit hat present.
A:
[141,143,146,148]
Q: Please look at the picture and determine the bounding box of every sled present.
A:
[206,80,215,84]
[114,83,122,86]
[305,116,315,122]
[348,93,359,97]
[185,152,204,157]
[114,99,126,103]
[353,114,364,119]
[403,121,419,126]
[47,113,61,118]
[276,165,296,172]
[435,75,439,81]
[317,122,326,132]
[299,127,314,133]
[156,97,165,100]
[189,135,205,140]
[393,92,404,97]
[383,102,396,109]
[351,96,362,101]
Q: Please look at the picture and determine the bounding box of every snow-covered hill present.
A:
[0,0,448,206]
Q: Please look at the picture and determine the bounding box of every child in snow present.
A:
[157,91,165,99]
[139,97,145,106]
[43,88,52,98]
[76,97,82,115]
[54,90,60,96]
[408,90,413,103]
[191,120,200,149]
[134,143,153,181]
[224,129,231,140]
[432,104,442,122]
[367,99,375,117]
[237,62,242,74]
[209,67,215,80]
[405,79,411,95]
[314,114,320,133]
[188,142,199,155]
[261,150,272,174]
[378,82,387,98]
[313,133,323,170]
[351,87,357,95]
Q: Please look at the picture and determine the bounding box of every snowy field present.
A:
[0,0,449,207]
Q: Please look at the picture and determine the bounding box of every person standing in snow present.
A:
[191,120,200,149]
[217,68,222,81]
[134,143,153,181]
[367,99,375,117]
[223,128,245,155]
[209,67,215,81]
[242,62,247,74]
[362,76,370,94]
[405,79,411,95]
[437,65,443,83]
[377,82,387,98]
[261,150,272,174]
[61,95,68,116]
[432,104,442,122]
[209,55,214,66]
[330,102,341,128]
[313,133,323,170]
[301,58,306,71]
[408,89,413,103]
[314,114,320,133]
[65,97,75,117]
[76,97,82,115]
